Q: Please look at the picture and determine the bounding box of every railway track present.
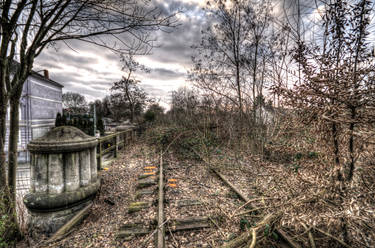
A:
[117,151,294,248]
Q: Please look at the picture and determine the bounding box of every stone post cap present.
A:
[28,126,98,153]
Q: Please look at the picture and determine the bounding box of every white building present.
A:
[5,69,64,163]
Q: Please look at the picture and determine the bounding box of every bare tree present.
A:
[275,0,375,182]
[170,87,200,123]
[110,77,148,122]
[246,0,272,121]
[110,53,150,123]
[62,91,88,114]
[0,0,176,240]
[190,0,256,117]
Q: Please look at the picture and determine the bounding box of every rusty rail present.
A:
[157,153,165,248]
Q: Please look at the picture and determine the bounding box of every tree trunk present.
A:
[236,62,242,118]
[332,122,342,181]
[0,97,8,190]
[347,107,356,181]
[0,66,20,241]
[6,95,21,239]
[0,94,21,242]
[252,39,259,122]
[8,97,20,201]
[130,103,134,123]
[0,55,9,191]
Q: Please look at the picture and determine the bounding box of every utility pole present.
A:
[93,104,97,136]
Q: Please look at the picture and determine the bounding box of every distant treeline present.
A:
[55,113,104,136]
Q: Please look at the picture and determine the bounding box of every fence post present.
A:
[122,131,127,150]
[114,134,118,158]
[97,139,102,170]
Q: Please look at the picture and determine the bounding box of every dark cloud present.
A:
[33,0,209,107]
[139,67,185,81]
[149,10,207,66]
[152,0,201,16]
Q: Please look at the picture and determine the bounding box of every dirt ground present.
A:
[18,143,256,248]
[17,140,374,248]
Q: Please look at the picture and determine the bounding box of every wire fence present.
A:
[16,163,31,197]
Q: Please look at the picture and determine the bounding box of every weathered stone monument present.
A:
[24,126,100,235]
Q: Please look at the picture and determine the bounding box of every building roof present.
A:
[11,60,64,88]
[30,70,64,88]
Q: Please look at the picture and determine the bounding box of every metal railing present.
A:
[96,128,136,169]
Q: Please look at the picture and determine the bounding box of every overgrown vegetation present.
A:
[0,191,16,248]
[145,126,219,160]
[140,1,375,246]
[7,0,375,247]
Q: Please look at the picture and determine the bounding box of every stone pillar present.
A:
[90,147,97,182]
[25,126,99,236]
[48,154,64,194]
[80,150,91,187]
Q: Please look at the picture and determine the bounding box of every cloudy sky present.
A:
[33,0,209,110]
[32,0,329,110]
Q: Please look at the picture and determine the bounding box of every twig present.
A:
[234,200,292,217]
[220,213,281,248]
[233,206,267,217]
[194,154,297,248]
[215,203,232,220]
[291,226,312,239]
[208,215,226,238]
[141,218,170,247]
[161,131,186,156]
[313,226,352,248]
[200,199,226,238]
[234,197,277,213]
[167,224,179,247]
[301,223,316,248]
[277,229,301,248]
[249,228,256,248]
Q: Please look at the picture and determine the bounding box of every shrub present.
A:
[144,110,156,122]
[0,192,17,248]
[144,126,219,160]
[54,112,63,127]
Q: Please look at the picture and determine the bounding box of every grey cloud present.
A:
[64,82,107,96]
[140,83,174,105]
[139,67,185,81]
[37,50,99,72]
[145,19,204,66]
[49,71,83,84]
[142,84,166,96]
[153,0,200,15]
[33,0,207,104]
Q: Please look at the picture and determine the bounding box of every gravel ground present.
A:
[17,144,281,248]
[163,154,245,248]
